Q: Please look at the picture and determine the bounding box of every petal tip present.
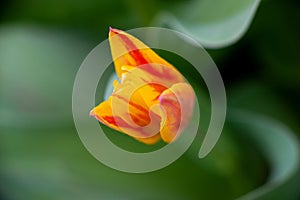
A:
[109,27,122,36]
[89,108,96,117]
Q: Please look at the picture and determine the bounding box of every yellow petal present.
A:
[89,97,122,132]
[119,63,185,109]
[109,27,178,78]
[135,133,161,145]
[90,80,163,142]
[90,94,161,144]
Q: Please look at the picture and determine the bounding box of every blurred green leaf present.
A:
[0,25,94,128]
[0,126,265,200]
[248,1,300,89]
[228,111,300,200]
[2,110,298,199]
[154,0,261,48]
[228,81,300,133]
[1,0,135,35]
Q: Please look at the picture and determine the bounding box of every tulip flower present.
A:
[90,27,195,144]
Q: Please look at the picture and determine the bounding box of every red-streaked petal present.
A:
[118,63,185,109]
[109,27,178,78]
[90,95,161,144]
[158,83,195,143]
[90,79,163,141]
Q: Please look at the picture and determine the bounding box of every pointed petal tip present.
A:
[89,108,96,117]
[109,27,122,36]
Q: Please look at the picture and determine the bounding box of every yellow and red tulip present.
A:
[90,28,195,144]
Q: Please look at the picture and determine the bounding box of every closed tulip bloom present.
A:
[90,28,195,144]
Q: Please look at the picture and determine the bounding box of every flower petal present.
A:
[90,95,161,144]
[90,79,164,142]
[89,97,122,132]
[158,83,195,143]
[119,63,185,110]
[109,28,177,78]
[135,133,161,145]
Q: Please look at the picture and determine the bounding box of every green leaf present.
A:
[2,111,299,199]
[0,127,264,200]
[0,25,94,128]
[228,110,300,200]
[249,1,300,89]
[154,0,261,48]
[228,81,300,133]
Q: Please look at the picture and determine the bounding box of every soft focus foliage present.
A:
[155,0,261,48]
[1,0,300,199]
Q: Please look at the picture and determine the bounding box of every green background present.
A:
[1,0,300,199]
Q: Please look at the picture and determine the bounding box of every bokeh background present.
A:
[1,0,300,199]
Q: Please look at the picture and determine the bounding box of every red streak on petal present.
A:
[113,94,150,114]
[148,83,167,93]
[116,33,148,66]
[109,27,121,36]
[130,113,150,126]
[102,115,155,137]
[102,116,117,126]
[141,64,181,83]
[102,115,132,128]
